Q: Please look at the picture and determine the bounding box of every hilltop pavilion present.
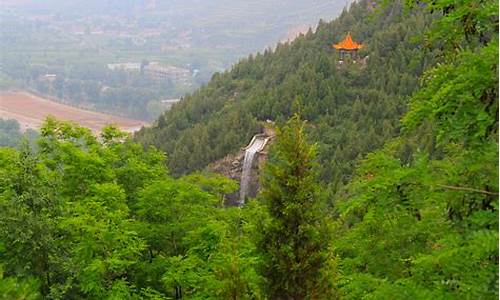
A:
[333,32,363,63]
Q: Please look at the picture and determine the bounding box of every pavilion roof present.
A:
[333,33,363,50]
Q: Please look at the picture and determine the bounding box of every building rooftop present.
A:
[333,33,363,50]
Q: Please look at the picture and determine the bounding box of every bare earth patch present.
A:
[0,91,148,133]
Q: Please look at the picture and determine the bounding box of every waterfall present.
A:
[239,136,267,205]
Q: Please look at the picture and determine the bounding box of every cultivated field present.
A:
[0,91,148,133]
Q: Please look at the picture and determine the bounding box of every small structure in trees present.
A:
[332,32,364,64]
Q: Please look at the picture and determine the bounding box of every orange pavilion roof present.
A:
[333,33,363,50]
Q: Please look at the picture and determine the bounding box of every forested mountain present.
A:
[333,0,499,296]
[136,0,438,188]
[0,0,497,299]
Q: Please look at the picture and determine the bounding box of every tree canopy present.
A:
[0,0,498,299]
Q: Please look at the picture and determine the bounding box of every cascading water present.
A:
[239,136,267,205]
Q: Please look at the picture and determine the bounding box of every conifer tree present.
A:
[259,114,337,299]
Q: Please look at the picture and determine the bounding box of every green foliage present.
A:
[136,0,437,185]
[334,0,498,298]
[0,142,61,296]
[182,172,239,206]
[0,263,40,300]
[0,118,265,299]
[259,115,338,299]
[404,41,498,146]
[59,183,146,298]
[0,0,497,299]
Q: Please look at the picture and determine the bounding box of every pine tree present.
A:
[259,114,337,299]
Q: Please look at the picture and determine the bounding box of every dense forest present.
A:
[1,0,498,299]
[136,0,439,187]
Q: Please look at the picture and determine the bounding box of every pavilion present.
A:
[333,32,363,63]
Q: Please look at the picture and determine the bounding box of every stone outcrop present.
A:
[207,124,275,205]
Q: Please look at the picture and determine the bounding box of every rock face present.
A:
[207,130,274,205]
[238,134,268,204]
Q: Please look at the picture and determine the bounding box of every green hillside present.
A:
[0,0,497,299]
[136,0,437,188]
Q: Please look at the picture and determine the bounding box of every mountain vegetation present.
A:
[259,115,337,299]
[0,118,267,299]
[0,0,498,299]
[136,0,438,188]
[334,0,499,294]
